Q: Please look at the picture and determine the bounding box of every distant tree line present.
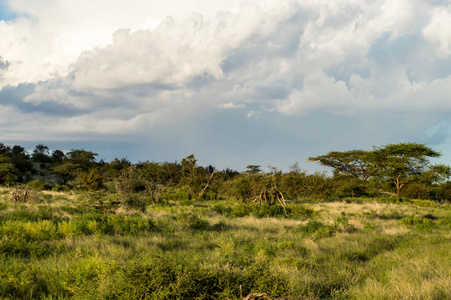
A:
[1,142,451,204]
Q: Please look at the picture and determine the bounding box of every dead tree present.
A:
[198,168,216,199]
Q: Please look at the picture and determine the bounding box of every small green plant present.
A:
[300,220,336,239]
[177,213,209,230]
[401,216,437,232]
[81,191,121,216]
[26,180,50,190]
[52,184,70,192]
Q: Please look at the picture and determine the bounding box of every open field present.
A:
[1,188,451,299]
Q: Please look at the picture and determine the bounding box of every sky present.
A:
[1,0,451,172]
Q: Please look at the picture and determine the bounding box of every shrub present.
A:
[333,181,367,198]
[177,213,209,230]
[27,180,50,190]
[81,191,121,215]
[288,205,318,219]
[77,168,103,190]
[10,186,42,203]
[402,183,430,200]
[107,258,289,299]
[401,216,437,232]
[105,214,156,235]
[300,220,337,239]
[52,184,70,192]
[211,203,232,215]
[252,204,286,218]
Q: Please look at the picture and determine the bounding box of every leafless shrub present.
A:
[10,186,41,203]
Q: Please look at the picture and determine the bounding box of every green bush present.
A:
[402,183,430,200]
[180,199,193,206]
[252,204,286,218]
[287,205,318,219]
[0,206,66,222]
[107,258,289,299]
[401,216,437,232]
[211,203,232,215]
[300,220,337,239]
[230,203,253,217]
[0,202,8,211]
[107,214,156,235]
[52,184,70,192]
[333,181,367,198]
[177,213,209,230]
[26,180,51,190]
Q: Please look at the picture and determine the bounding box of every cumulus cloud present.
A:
[423,7,451,57]
[3,1,451,118]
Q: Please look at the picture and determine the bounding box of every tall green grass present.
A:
[0,193,450,299]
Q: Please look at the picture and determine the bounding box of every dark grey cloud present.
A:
[0,82,87,116]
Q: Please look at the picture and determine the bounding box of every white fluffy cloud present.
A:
[0,0,248,87]
[423,7,451,57]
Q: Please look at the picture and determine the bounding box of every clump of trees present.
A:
[1,142,451,209]
[309,143,450,201]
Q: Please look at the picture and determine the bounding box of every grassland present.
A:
[1,188,451,299]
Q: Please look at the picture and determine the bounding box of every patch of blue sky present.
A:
[0,0,17,21]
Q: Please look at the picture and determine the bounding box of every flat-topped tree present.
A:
[308,150,372,181]
[371,143,442,201]
[309,143,448,201]
[245,165,262,174]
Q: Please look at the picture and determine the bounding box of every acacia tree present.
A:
[308,150,373,181]
[310,143,448,201]
[370,143,442,201]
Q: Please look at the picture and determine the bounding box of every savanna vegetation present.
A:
[1,142,451,299]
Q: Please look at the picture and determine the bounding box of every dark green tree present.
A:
[181,154,200,200]
[51,150,66,163]
[245,165,262,174]
[308,150,373,181]
[0,154,18,185]
[371,143,442,201]
[32,144,52,162]
[10,145,33,176]
[53,149,98,185]
[0,143,11,155]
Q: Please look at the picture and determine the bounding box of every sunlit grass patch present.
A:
[0,192,450,299]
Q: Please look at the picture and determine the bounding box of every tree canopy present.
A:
[308,150,372,181]
[310,142,448,201]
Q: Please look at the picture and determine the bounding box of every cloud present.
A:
[2,0,451,170]
[0,56,9,70]
[423,7,451,57]
[3,1,451,120]
[218,102,245,109]
[0,0,253,87]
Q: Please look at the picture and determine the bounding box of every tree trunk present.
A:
[395,175,404,202]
